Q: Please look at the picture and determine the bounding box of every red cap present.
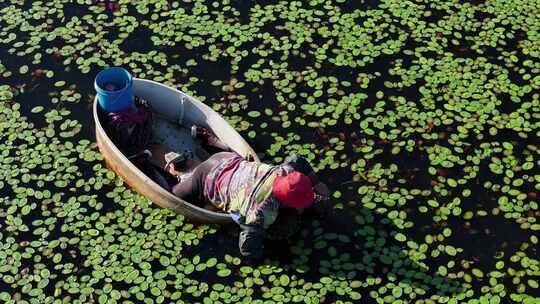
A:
[272,171,315,209]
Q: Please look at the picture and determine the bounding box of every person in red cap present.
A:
[170,140,328,259]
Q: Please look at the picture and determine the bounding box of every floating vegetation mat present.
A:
[0,0,539,303]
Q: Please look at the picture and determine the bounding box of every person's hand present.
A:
[314,182,329,199]
[311,182,333,219]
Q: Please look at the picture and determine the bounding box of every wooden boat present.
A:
[93,78,260,224]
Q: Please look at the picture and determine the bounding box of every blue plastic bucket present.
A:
[94,67,134,113]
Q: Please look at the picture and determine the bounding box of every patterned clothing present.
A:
[172,152,318,259]
[204,153,295,229]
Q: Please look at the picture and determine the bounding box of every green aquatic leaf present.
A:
[217,269,231,277]
[394,233,406,242]
[206,258,217,267]
[159,256,170,267]
[31,106,44,113]
[392,286,403,298]
[248,111,261,118]
[472,268,484,278]
[502,142,513,150]
[279,274,290,286]
[442,228,452,238]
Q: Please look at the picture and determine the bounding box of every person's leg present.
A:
[171,161,211,204]
[171,151,237,205]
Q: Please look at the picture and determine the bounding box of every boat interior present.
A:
[96,96,223,210]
